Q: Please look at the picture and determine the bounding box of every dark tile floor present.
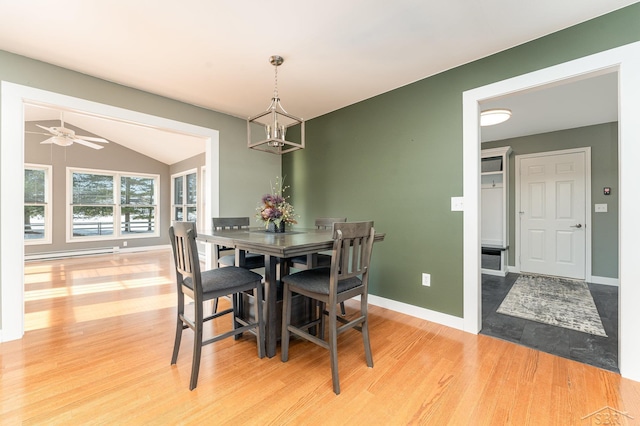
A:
[480,273,619,372]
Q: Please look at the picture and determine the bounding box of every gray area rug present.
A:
[497,274,607,337]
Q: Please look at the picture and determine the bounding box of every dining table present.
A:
[197,226,385,358]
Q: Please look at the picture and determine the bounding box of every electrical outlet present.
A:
[422,273,431,287]
[123,241,128,247]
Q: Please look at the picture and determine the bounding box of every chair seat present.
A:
[218,252,265,269]
[184,267,263,295]
[290,253,332,268]
[282,267,362,295]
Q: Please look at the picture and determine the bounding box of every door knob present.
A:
[570,224,582,228]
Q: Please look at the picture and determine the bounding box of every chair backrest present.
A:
[212,217,250,230]
[330,221,375,292]
[315,217,347,230]
[169,221,202,298]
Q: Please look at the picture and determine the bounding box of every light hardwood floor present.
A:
[2,250,639,425]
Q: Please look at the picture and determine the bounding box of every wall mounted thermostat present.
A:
[604,187,611,196]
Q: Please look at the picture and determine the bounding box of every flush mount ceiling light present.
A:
[247,55,305,154]
[480,108,512,126]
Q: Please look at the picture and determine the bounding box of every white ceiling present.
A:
[23,103,206,164]
[1,0,635,161]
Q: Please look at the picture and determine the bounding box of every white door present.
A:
[519,150,587,279]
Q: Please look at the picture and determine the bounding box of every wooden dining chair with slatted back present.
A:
[169,221,265,390]
[212,217,266,269]
[289,217,348,316]
[211,217,266,313]
[281,221,376,395]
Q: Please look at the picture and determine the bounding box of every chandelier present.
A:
[247,55,305,154]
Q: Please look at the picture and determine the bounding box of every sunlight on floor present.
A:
[25,277,173,301]
[25,293,176,331]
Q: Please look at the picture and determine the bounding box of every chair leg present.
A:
[212,297,219,314]
[255,282,265,358]
[319,302,326,339]
[339,301,346,316]
[190,302,204,391]
[171,293,185,365]
[232,293,243,340]
[280,283,292,362]
[328,302,340,395]
[361,298,373,368]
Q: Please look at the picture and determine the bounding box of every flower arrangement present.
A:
[256,176,298,231]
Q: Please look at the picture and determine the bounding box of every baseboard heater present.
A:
[25,246,120,261]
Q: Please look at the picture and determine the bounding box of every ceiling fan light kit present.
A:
[247,55,305,154]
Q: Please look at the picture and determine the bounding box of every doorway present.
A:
[462,41,640,382]
[1,81,220,341]
[516,148,590,280]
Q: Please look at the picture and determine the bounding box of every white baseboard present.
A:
[119,244,171,254]
[25,244,171,261]
[367,294,465,331]
[481,268,508,277]
[590,275,619,286]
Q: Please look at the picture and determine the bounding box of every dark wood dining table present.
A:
[197,226,385,358]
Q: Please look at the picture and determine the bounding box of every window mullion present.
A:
[114,173,121,238]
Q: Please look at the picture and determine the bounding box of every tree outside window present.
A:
[69,169,159,241]
[121,176,155,234]
[24,165,51,243]
[172,171,197,223]
[72,172,114,237]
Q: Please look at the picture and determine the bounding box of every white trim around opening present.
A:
[1,82,220,342]
[463,41,640,382]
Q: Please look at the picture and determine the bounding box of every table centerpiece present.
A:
[256,176,298,232]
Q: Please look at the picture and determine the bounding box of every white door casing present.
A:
[463,41,640,382]
[517,148,590,280]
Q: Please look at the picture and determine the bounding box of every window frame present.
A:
[24,163,53,245]
[66,167,160,242]
[171,168,198,225]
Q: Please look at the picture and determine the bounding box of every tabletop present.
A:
[197,227,385,258]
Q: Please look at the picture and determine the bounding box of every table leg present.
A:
[264,254,278,358]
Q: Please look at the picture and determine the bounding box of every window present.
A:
[68,168,159,241]
[172,170,197,223]
[24,164,52,244]
[121,176,156,235]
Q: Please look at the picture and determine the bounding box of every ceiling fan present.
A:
[28,112,109,150]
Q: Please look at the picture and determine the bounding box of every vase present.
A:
[266,221,285,233]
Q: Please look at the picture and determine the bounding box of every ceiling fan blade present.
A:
[36,124,57,134]
[75,135,108,143]
[72,138,104,149]
[26,131,51,136]
[40,137,55,145]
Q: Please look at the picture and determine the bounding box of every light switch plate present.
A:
[451,197,464,211]
[595,203,608,213]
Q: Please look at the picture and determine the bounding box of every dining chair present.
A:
[212,217,266,270]
[289,217,347,316]
[281,221,376,395]
[169,221,265,390]
[211,217,267,314]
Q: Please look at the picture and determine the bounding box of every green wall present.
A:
[283,4,640,317]
[483,123,619,278]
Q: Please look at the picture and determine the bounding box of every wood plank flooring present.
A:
[2,250,639,424]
